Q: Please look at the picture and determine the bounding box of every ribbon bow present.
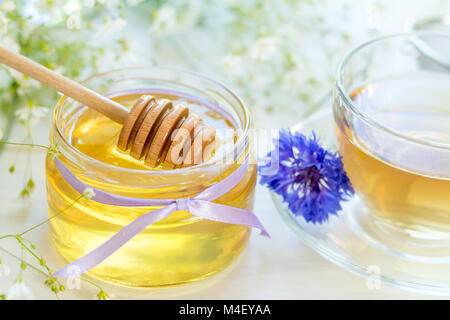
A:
[53,157,269,277]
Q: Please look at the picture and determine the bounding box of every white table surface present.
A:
[0,123,444,300]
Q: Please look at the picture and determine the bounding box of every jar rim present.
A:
[53,66,250,176]
[335,32,450,151]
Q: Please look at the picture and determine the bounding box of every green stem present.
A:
[2,141,50,150]
[0,246,106,296]
[0,235,15,241]
[80,277,104,291]
[15,237,41,262]
[0,247,45,276]
[18,194,84,237]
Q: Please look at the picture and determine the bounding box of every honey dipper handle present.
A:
[0,45,128,124]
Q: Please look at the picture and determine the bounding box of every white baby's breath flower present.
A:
[16,75,42,90]
[104,0,121,10]
[8,68,42,91]
[82,187,96,199]
[0,68,12,89]
[15,104,48,122]
[0,36,19,53]
[7,278,35,300]
[126,0,144,6]
[221,54,244,77]
[64,1,82,30]
[150,5,177,36]
[53,66,67,75]
[64,0,82,14]
[0,1,15,12]
[15,102,49,128]
[0,260,10,276]
[115,37,148,66]
[8,68,26,82]
[95,18,127,38]
[35,0,64,24]
[66,11,81,30]
[83,0,96,8]
[0,12,9,36]
[281,67,307,95]
[251,37,280,62]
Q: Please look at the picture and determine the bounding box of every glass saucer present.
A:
[271,108,450,295]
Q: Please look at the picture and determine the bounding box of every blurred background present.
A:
[1,0,450,142]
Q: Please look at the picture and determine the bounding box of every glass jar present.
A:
[46,67,256,287]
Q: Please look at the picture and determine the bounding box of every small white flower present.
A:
[0,1,15,12]
[150,5,177,36]
[0,67,12,88]
[12,73,41,90]
[221,54,244,77]
[15,104,49,123]
[64,0,82,14]
[82,187,96,199]
[0,36,19,53]
[8,68,26,82]
[0,261,10,276]
[126,0,144,6]
[7,279,35,300]
[251,37,280,62]
[95,18,127,38]
[0,12,9,36]
[53,66,66,75]
[83,0,96,8]
[35,0,64,24]
[281,67,307,95]
[63,1,82,30]
[66,11,81,30]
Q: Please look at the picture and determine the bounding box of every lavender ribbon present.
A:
[53,158,269,277]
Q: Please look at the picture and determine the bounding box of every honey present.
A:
[45,69,256,287]
[335,74,450,238]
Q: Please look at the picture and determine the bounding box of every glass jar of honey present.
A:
[46,67,256,287]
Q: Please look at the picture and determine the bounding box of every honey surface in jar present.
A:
[46,91,256,287]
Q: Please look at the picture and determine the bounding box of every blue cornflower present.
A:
[259,130,354,224]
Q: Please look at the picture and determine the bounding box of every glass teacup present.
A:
[334,33,450,241]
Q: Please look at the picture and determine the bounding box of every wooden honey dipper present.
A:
[0,45,216,168]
